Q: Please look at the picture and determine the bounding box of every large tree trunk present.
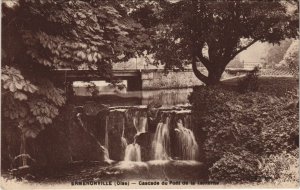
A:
[206,66,225,85]
[192,56,225,85]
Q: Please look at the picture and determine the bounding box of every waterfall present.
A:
[151,116,171,160]
[121,117,128,151]
[123,112,146,162]
[104,116,109,152]
[184,115,192,130]
[175,119,198,160]
[133,111,148,133]
[88,106,198,162]
[124,143,142,161]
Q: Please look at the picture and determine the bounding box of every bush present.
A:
[237,66,260,93]
[209,149,299,184]
[209,151,262,183]
[189,84,299,183]
[260,149,299,183]
[283,40,299,77]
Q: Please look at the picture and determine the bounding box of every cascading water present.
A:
[121,124,128,149]
[124,143,142,161]
[151,116,171,160]
[133,111,148,133]
[175,119,199,160]
[104,116,110,156]
[123,111,148,162]
[100,107,198,162]
[121,117,128,150]
[71,105,207,180]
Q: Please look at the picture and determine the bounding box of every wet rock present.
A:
[147,116,159,133]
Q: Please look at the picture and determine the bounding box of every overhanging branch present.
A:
[196,51,211,70]
[230,39,259,60]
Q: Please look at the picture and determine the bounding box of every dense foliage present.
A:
[150,0,299,85]
[209,149,299,184]
[281,40,299,76]
[2,0,149,135]
[189,80,299,183]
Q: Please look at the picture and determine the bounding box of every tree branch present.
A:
[196,51,211,70]
[192,55,209,84]
[230,39,259,60]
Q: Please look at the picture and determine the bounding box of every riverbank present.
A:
[190,76,299,184]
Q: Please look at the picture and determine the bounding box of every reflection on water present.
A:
[73,88,193,106]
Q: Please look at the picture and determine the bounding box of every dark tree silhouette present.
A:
[152,0,299,85]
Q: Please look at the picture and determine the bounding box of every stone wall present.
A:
[141,69,204,90]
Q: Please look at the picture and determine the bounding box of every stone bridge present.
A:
[54,67,280,92]
[54,68,205,91]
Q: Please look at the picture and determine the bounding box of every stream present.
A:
[24,88,208,183]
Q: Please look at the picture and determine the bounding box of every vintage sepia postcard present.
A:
[1,0,299,189]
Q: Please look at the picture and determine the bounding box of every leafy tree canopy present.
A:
[2,0,150,134]
[150,0,299,85]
